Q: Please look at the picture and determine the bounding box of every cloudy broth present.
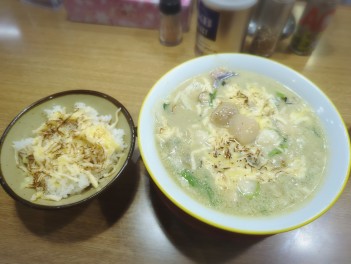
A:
[155,69,328,217]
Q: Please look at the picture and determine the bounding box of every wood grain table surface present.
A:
[0,1,350,263]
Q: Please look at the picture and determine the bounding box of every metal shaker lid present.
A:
[159,0,181,15]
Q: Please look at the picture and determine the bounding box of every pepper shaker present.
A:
[159,0,183,46]
[249,0,296,57]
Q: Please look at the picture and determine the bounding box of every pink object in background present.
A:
[63,0,193,31]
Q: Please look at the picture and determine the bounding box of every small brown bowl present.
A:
[0,90,136,209]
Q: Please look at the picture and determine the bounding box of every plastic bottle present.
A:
[289,0,338,55]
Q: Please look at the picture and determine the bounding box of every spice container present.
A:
[247,0,296,40]
[195,0,257,55]
[289,0,338,56]
[248,0,296,57]
[159,0,183,46]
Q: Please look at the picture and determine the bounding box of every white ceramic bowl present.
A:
[138,53,351,234]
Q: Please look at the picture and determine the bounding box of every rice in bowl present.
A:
[0,90,135,209]
[13,102,127,202]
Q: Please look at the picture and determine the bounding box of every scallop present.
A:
[210,102,238,127]
[228,114,260,145]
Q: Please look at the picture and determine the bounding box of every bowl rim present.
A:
[0,89,136,210]
[138,53,351,234]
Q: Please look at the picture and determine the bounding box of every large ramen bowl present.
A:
[138,53,350,234]
[0,90,136,209]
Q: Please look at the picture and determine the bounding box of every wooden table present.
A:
[1,1,350,263]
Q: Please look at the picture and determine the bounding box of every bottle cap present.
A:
[202,0,257,10]
[159,0,181,15]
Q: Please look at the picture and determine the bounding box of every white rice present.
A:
[13,102,127,202]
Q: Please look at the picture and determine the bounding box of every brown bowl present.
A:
[0,90,136,209]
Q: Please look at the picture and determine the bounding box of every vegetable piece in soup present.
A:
[155,69,328,217]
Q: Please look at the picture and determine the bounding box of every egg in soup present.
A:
[155,68,328,217]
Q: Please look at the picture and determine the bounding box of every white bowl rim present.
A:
[138,53,351,234]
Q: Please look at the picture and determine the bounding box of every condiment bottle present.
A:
[159,0,183,46]
[289,0,338,56]
[195,0,257,55]
[246,0,296,40]
[248,0,296,57]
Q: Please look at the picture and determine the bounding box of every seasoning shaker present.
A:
[195,0,257,55]
[289,0,338,56]
[159,0,183,46]
[248,0,296,57]
[247,0,296,40]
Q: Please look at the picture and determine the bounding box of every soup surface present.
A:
[155,69,328,217]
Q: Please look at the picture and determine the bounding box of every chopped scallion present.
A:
[209,90,217,106]
[180,169,198,187]
[268,148,282,157]
[276,92,288,102]
[279,137,288,149]
[180,169,216,205]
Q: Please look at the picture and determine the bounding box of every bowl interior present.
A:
[0,91,135,209]
[138,53,351,234]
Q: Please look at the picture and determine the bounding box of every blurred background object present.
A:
[22,0,63,9]
[247,0,296,57]
[247,0,296,40]
[195,0,257,55]
[159,0,183,46]
[63,0,194,32]
[289,0,339,56]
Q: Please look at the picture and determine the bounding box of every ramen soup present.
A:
[155,68,328,217]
